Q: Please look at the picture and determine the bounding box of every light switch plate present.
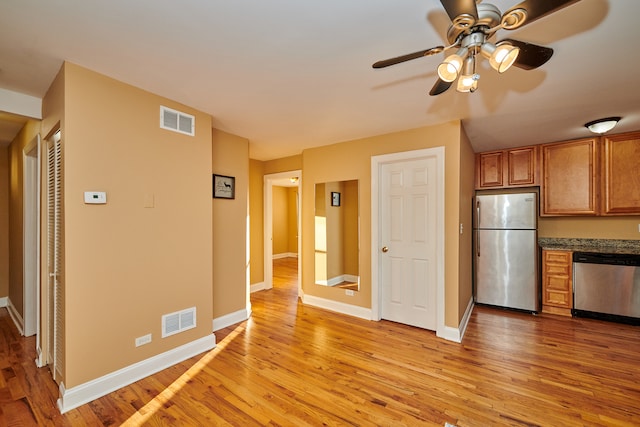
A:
[84,191,107,204]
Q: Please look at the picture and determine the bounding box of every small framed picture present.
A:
[331,191,341,207]
[213,174,235,199]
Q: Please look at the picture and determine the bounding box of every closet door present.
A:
[46,130,64,382]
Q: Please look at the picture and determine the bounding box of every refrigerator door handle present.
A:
[476,229,480,257]
[476,200,480,228]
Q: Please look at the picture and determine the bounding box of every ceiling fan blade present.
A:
[503,0,581,28]
[429,78,453,96]
[440,0,478,22]
[372,46,444,69]
[501,39,554,70]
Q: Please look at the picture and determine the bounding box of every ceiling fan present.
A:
[372,0,582,95]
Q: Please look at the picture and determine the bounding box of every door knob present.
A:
[381,246,389,253]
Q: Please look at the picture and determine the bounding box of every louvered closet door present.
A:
[46,131,64,382]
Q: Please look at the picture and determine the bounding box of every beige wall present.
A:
[263,155,302,175]
[301,121,470,328]
[47,62,214,388]
[212,129,249,318]
[539,216,640,239]
[0,146,9,298]
[457,127,475,321]
[287,187,298,254]
[249,159,264,285]
[272,186,289,255]
[7,120,41,316]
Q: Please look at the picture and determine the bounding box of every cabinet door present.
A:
[476,151,503,188]
[542,250,573,313]
[507,146,537,186]
[541,138,599,216]
[602,132,640,215]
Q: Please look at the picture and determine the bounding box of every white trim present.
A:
[212,308,250,332]
[23,135,40,338]
[437,297,474,343]
[317,274,360,287]
[56,334,216,413]
[371,147,447,339]
[303,294,372,321]
[250,281,266,293]
[6,298,25,335]
[273,252,298,260]
[0,297,7,307]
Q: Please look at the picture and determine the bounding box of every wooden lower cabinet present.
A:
[542,250,573,316]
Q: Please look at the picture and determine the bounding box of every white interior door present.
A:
[380,157,438,330]
[23,135,40,337]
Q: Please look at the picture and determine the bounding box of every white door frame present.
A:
[371,147,445,337]
[23,134,41,339]
[263,170,302,296]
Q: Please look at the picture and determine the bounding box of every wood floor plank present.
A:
[1,256,639,425]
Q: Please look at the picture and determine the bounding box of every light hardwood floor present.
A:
[1,257,639,426]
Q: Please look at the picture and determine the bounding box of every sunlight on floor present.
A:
[121,324,246,426]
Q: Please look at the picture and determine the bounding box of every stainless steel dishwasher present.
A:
[573,252,640,324]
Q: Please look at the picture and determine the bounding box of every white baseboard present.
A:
[56,334,216,414]
[316,275,360,287]
[6,298,25,336]
[250,282,266,293]
[212,308,250,332]
[273,252,298,260]
[437,297,474,343]
[0,296,7,307]
[302,294,372,321]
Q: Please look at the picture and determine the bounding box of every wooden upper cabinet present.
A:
[601,131,640,215]
[541,138,599,216]
[476,151,504,188]
[476,146,537,189]
[507,146,537,186]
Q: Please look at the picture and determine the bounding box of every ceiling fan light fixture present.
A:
[456,55,479,93]
[437,59,462,82]
[481,42,520,73]
[492,44,520,73]
[584,117,621,134]
[437,48,467,82]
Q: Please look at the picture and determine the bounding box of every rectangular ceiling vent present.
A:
[160,106,195,136]
[162,307,197,338]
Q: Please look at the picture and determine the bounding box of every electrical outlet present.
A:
[346,290,354,296]
[135,334,152,347]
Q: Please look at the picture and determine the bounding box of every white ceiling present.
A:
[1,0,639,160]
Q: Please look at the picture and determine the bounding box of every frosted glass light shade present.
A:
[584,117,621,134]
[456,74,478,92]
[490,44,520,73]
[437,54,464,82]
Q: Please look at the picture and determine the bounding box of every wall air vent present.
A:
[162,307,197,338]
[160,106,195,136]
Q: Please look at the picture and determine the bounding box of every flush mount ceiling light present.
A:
[289,177,299,184]
[372,0,582,95]
[584,117,621,134]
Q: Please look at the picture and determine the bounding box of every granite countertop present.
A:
[538,238,640,255]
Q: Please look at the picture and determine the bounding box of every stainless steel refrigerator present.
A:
[474,192,539,312]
